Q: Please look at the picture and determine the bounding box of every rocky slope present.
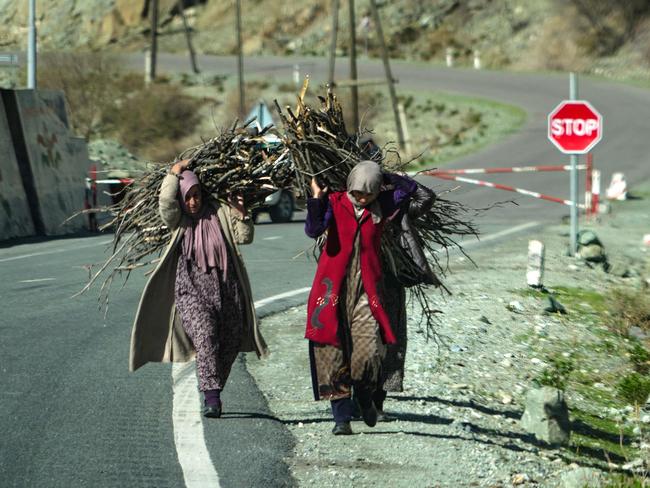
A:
[1,0,650,80]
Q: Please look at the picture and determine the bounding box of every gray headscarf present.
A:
[347,160,383,195]
[346,160,383,222]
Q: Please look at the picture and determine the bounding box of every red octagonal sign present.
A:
[548,100,603,154]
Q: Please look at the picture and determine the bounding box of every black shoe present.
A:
[355,389,378,427]
[332,422,353,435]
[202,400,222,418]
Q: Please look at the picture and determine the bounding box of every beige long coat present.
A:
[129,173,269,372]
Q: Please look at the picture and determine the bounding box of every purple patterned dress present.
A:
[174,239,244,392]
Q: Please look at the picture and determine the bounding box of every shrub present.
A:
[617,372,650,407]
[629,342,650,375]
[534,354,575,391]
[565,0,650,55]
[38,52,206,161]
[38,52,123,139]
[103,83,203,160]
[526,14,588,72]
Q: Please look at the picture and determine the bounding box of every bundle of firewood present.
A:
[276,84,480,341]
[76,123,293,309]
[78,83,481,337]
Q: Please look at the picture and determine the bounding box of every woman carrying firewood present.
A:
[129,158,268,418]
[305,160,434,435]
[357,136,439,421]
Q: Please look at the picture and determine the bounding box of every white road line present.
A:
[172,362,222,488]
[254,287,312,308]
[463,221,541,247]
[0,239,112,263]
[172,286,311,488]
[171,222,540,488]
[18,278,56,283]
[262,236,282,241]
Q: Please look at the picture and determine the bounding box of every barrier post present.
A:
[592,169,601,215]
[527,240,545,288]
[446,47,454,67]
[585,152,593,217]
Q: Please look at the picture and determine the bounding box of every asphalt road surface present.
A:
[2,55,649,487]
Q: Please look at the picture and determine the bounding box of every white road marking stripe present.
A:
[18,278,56,283]
[462,221,541,247]
[254,287,312,308]
[262,236,282,241]
[172,286,311,488]
[0,239,112,263]
[172,362,222,488]
[171,222,539,487]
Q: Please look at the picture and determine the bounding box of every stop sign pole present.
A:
[569,73,579,257]
[547,73,603,256]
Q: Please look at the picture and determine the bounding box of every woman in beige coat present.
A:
[129,159,268,418]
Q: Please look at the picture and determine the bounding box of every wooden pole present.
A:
[150,0,159,82]
[369,0,405,149]
[348,0,359,132]
[178,0,200,74]
[235,0,245,118]
[328,0,340,87]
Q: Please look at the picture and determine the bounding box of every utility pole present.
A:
[348,0,359,132]
[328,0,340,87]
[369,0,404,150]
[235,0,245,119]
[178,0,199,74]
[27,0,37,89]
[150,0,159,82]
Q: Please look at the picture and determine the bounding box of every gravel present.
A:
[245,182,650,487]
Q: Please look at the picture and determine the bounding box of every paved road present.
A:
[137,53,650,228]
[0,221,308,487]
[2,55,649,487]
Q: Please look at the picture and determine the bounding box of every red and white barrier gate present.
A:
[423,159,597,213]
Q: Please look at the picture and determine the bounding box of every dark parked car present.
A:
[253,188,295,223]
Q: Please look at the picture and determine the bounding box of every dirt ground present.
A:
[246,181,650,487]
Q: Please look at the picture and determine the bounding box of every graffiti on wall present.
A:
[36,124,62,169]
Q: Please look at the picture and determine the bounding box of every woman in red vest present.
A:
[305,160,422,435]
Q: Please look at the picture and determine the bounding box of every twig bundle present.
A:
[77,123,293,310]
[276,85,481,342]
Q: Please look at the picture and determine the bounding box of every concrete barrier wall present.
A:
[0,96,35,240]
[13,90,86,235]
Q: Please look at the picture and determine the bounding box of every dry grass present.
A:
[607,288,650,337]
[523,12,589,72]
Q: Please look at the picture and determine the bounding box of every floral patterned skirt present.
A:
[174,256,243,391]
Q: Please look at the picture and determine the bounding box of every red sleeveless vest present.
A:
[305,192,396,347]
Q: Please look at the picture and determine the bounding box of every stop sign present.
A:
[548,100,602,154]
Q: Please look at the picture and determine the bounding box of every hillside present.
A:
[1,0,650,81]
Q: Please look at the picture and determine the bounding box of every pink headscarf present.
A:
[178,170,229,275]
